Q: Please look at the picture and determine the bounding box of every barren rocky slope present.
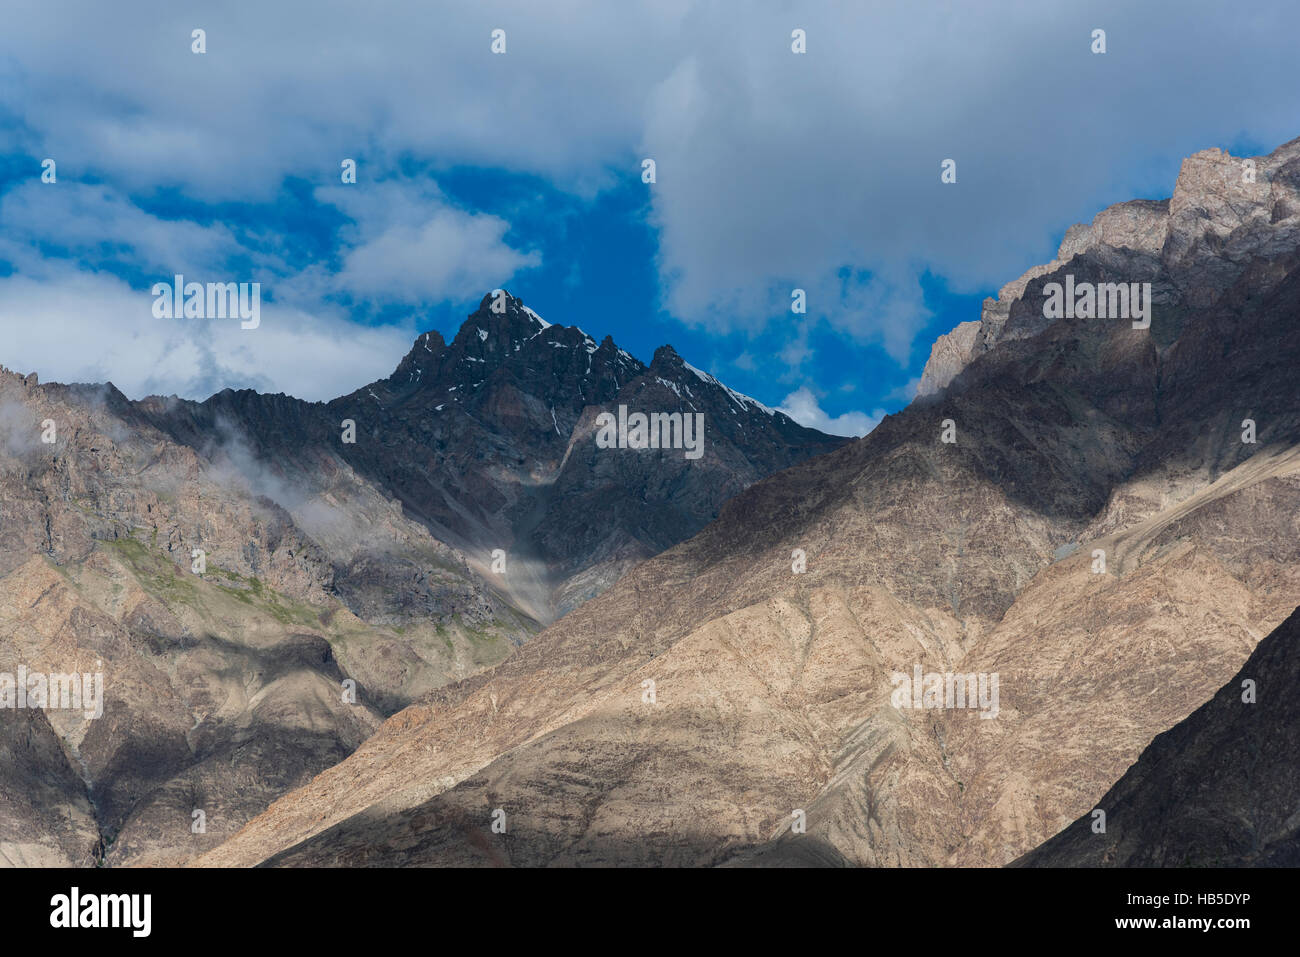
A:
[1016,605,1300,867]
[0,370,386,865]
[198,136,1300,868]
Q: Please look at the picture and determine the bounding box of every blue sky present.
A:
[1,0,1297,435]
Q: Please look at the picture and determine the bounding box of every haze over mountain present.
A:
[194,136,1300,868]
[0,301,838,866]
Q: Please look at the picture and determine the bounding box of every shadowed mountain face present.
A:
[1015,605,1300,868]
[134,291,846,624]
[196,136,1300,868]
[0,299,840,867]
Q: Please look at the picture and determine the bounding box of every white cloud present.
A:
[0,178,540,399]
[637,2,1300,355]
[0,0,680,200]
[886,376,923,404]
[319,181,541,302]
[336,211,539,301]
[778,386,882,438]
[0,269,413,401]
[2,0,1299,384]
[0,182,244,278]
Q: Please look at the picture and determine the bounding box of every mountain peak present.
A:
[917,135,1300,399]
[651,344,683,368]
[456,288,547,347]
[466,289,551,331]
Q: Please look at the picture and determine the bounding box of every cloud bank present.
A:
[1,0,1298,407]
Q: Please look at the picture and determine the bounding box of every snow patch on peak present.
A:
[682,360,713,385]
[522,306,551,330]
[654,376,682,397]
[682,361,777,416]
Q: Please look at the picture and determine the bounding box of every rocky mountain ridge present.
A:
[919,143,1297,396]
[137,291,845,624]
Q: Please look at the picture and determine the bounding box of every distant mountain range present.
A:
[134,290,845,626]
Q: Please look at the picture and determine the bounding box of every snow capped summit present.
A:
[681,359,780,418]
[522,305,551,330]
[391,293,826,458]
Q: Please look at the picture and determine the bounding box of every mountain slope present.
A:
[197,136,1300,868]
[0,370,390,865]
[1016,604,1300,867]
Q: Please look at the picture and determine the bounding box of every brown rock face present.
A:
[1016,605,1300,867]
[921,140,1296,394]
[196,135,1300,868]
[916,320,980,398]
[0,371,397,866]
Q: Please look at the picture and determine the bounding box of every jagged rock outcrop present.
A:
[915,320,980,398]
[137,292,844,623]
[919,142,1294,395]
